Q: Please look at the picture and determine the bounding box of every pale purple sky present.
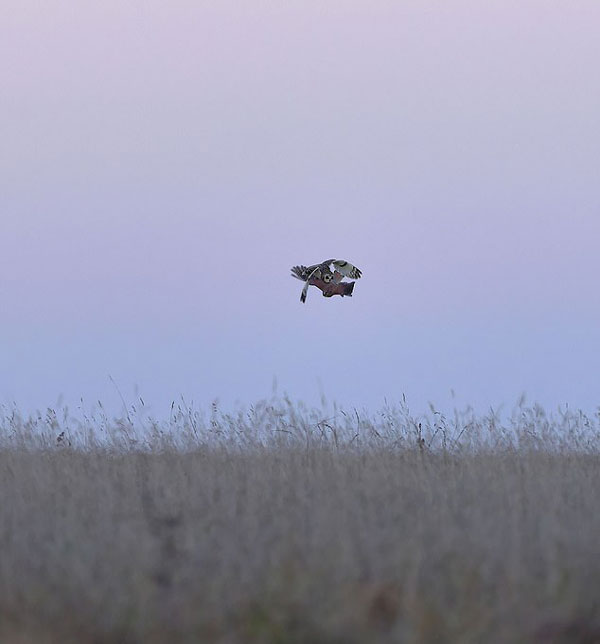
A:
[2,1,600,415]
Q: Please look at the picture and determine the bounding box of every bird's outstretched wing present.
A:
[331,260,362,280]
[290,265,315,281]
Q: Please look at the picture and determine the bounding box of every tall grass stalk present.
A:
[1,397,599,642]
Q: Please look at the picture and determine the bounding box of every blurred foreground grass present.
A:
[1,397,600,643]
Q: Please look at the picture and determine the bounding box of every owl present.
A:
[290,259,362,303]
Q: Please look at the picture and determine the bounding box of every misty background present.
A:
[2,1,599,416]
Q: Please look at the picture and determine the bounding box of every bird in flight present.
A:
[290,259,362,303]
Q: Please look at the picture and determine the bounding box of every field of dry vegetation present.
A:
[1,397,600,643]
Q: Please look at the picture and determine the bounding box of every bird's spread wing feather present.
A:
[331,260,362,279]
[290,263,322,281]
[290,265,309,281]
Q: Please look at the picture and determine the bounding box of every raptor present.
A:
[290,259,362,303]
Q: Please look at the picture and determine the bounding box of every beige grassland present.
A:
[1,398,599,643]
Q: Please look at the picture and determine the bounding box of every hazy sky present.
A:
[2,0,600,415]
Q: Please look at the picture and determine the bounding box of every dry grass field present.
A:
[1,397,600,643]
